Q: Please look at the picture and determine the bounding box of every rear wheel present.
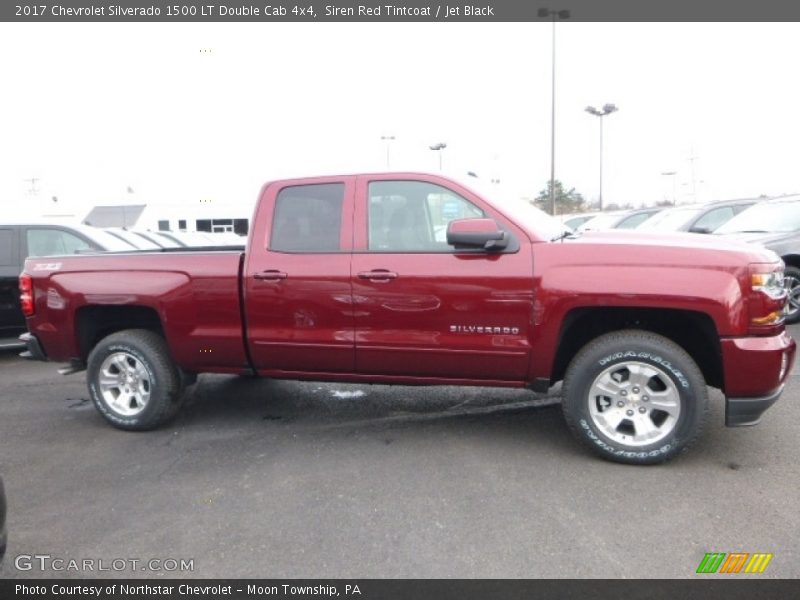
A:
[783,266,800,324]
[87,329,184,430]
[562,330,708,465]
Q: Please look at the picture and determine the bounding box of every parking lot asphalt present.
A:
[1,326,799,579]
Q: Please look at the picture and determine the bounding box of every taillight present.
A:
[19,273,34,317]
[748,263,786,333]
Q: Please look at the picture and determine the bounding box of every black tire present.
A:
[180,369,198,388]
[783,265,800,324]
[562,330,708,465]
[87,329,184,431]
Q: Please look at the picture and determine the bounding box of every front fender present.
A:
[529,264,745,382]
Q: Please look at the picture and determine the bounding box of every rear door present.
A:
[244,177,356,374]
[351,175,534,382]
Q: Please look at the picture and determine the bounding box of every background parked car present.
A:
[637,198,759,234]
[578,207,663,231]
[105,228,245,249]
[103,227,163,250]
[715,195,800,323]
[562,212,599,230]
[124,230,182,249]
[0,475,6,562]
[0,222,137,345]
[156,230,245,248]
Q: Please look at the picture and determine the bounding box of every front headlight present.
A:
[752,271,786,300]
[749,264,788,332]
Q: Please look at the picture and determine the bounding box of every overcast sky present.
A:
[1,21,799,218]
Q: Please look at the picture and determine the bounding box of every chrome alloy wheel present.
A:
[587,361,681,447]
[784,271,800,321]
[97,352,152,417]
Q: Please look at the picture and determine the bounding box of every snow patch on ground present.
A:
[330,390,366,399]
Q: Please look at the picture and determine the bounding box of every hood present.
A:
[557,229,781,267]
[570,229,762,252]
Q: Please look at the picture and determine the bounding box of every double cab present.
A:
[19,173,796,464]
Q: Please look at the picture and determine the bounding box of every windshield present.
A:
[638,206,701,231]
[579,213,622,230]
[104,229,161,250]
[80,227,140,252]
[715,199,800,234]
[563,214,595,229]
[438,174,571,241]
[132,231,182,248]
[466,183,569,240]
[495,197,572,240]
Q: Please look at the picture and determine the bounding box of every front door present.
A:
[351,176,534,382]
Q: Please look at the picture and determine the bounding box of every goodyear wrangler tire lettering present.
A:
[563,330,708,465]
[87,330,185,431]
[579,419,672,458]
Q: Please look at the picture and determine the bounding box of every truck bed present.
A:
[24,250,249,373]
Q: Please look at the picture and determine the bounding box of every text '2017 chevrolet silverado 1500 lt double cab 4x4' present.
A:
[18,173,796,464]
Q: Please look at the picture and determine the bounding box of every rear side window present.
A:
[270,183,344,252]
[26,229,93,257]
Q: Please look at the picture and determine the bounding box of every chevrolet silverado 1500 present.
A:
[18,173,796,464]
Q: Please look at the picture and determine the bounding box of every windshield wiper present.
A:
[551,230,578,242]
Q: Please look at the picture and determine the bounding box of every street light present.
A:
[585,103,618,211]
[661,171,677,205]
[429,142,447,171]
[538,7,571,216]
[380,135,395,169]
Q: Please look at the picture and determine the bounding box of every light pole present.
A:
[585,103,618,211]
[381,135,395,169]
[661,171,677,205]
[429,142,447,171]
[538,7,570,216]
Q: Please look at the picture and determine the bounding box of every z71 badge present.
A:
[33,263,62,271]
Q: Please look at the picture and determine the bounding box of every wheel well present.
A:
[76,305,164,360]
[781,255,800,269]
[552,308,723,390]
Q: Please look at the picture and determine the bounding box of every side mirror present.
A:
[689,226,713,234]
[447,218,508,251]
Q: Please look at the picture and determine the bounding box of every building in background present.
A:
[82,204,251,236]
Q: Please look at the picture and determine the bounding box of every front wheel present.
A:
[562,330,708,465]
[87,329,184,430]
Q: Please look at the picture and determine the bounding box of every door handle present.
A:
[253,270,288,281]
[357,269,398,281]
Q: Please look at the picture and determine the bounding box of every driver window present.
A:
[368,181,483,252]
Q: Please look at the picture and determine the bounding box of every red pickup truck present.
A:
[18,173,796,464]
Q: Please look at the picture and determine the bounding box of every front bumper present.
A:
[18,332,47,362]
[721,331,795,427]
[726,385,784,426]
